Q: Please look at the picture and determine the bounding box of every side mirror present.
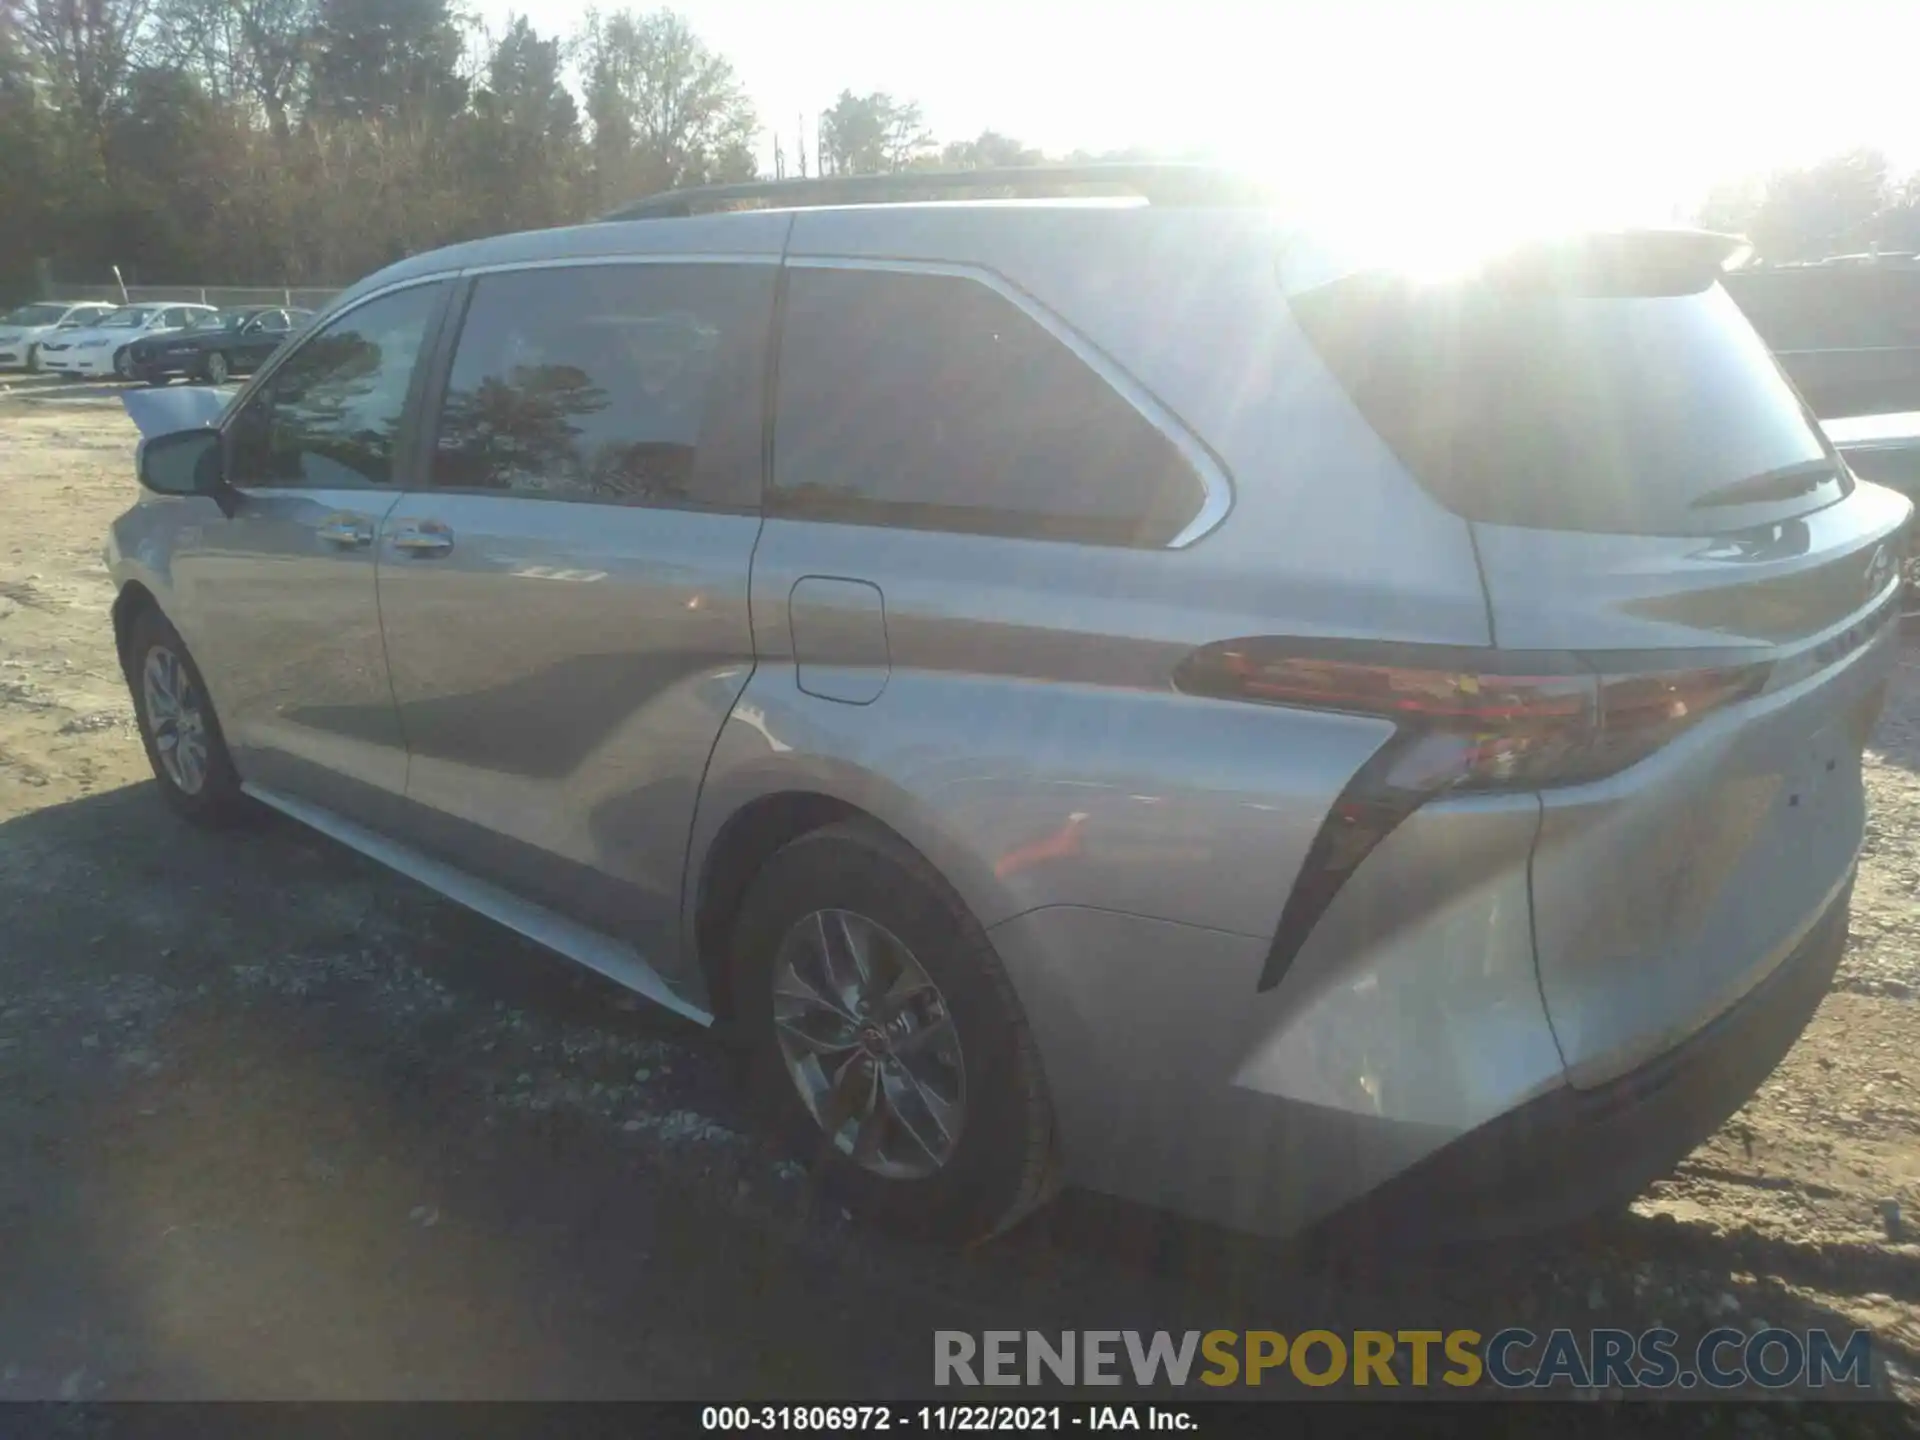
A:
[137,428,233,512]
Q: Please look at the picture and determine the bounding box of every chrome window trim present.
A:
[784,255,1234,549]
[459,252,779,277]
[221,272,456,431]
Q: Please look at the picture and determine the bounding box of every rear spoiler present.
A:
[122,385,229,439]
[1282,226,1751,300]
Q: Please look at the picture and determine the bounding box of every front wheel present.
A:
[731,821,1059,1241]
[113,348,133,379]
[124,608,249,826]
[24,343,38,371]
[204,351,229,385]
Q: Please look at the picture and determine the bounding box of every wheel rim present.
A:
[113,349,131,377]
[770,908,965,1179]
[142,645,210,795]
[207,353,227,383]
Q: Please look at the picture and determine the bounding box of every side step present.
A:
[242,783,713,1027]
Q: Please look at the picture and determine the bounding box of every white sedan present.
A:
[38,304,218,379]
[0,301,119,371]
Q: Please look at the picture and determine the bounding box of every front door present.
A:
[375,259,775,970]
[167,280,449,823]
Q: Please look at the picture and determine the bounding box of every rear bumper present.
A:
[1323,874,1851,1243]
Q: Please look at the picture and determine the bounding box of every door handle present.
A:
[316,514,372,547]
[390,522,454,557]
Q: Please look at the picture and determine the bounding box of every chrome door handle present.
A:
[390,524,454,557]
[316,515,371,547]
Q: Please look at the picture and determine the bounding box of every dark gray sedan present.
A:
[127,306,312,386]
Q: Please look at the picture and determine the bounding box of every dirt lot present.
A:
[4,395,1920,1411]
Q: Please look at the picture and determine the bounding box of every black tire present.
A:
[112,348,132,379]
[205,351,229,385]
[730,820,1060,1242]
[24,343,38,371]
[123,607,249,827]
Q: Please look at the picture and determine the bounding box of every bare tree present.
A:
[12,0,156,132]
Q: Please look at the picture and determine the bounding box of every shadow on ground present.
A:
[0,784,1903,1399]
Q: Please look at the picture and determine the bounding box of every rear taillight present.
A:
[1176,641,1771,988]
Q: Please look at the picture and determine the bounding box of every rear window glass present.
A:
[1290,276,1848,535]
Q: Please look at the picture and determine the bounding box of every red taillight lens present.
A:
[1177,640,1773,991]
[1179,645,1769,792]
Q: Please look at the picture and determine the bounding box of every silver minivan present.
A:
[107,167,1912,1244]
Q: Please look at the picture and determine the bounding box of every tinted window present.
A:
[772,268,1206,546]
[432,263,774,509]
[1290,275,1846,536]
[228,283,442,490]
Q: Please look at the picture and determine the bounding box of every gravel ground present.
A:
[3,400,1920,1418]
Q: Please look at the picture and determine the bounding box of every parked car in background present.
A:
[0,301,118,371]
[128,306,313,386]
[40,303,218,379]
[105,169,1912,1246]
[1826,411,1920,617]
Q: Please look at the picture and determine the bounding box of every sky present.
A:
[484,0,1920,230]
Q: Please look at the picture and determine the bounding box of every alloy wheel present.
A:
[142,645,209,795]
[206,352,229,384]
[770,908,966,1179]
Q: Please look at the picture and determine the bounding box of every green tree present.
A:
[458,16,580,230]
[818,89,929,175]
[582,7,756,208]
[940,129,1039,170]
[1741,149,1890,263]
[306,0,465,123]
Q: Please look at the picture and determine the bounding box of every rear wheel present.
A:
[204,351,229,385]
[730,821,1059,1241]
[124,608,248,826]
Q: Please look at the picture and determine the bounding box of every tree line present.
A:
[1700,148,1920,264]
[13,0,1910,301]
[0,0,1110,297]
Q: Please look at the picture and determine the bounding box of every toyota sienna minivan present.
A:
[106,165,1912,1243]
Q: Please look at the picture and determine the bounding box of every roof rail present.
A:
[599,162,1276,222]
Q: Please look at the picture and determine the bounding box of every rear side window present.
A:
[773,267,1207,546]
[432,263,775,510]
[1290,276,1848,536]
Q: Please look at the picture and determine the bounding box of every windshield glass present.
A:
[3,305,67,327]
[98,308,156,329]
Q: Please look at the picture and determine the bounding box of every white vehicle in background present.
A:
[0,302,118,371]
[38,304,218,379]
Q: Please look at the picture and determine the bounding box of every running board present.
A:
[242,783,713,1027]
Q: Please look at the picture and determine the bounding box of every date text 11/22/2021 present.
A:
[701,1407,1193,1431]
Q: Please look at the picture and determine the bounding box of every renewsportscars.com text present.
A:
[934,1328,1874,1391]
